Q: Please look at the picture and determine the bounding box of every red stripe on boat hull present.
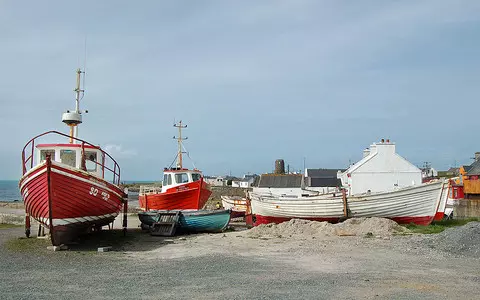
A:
[433,212,445,221]
[230,211,246,219]
[254,214,435,226]
[19,161,125,245]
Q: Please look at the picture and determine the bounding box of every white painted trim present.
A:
[36,213,119,226]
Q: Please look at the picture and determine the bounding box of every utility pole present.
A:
[173,120,188,169]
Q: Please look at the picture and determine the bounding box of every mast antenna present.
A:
[62,69,88,143]
[173,120,188,168]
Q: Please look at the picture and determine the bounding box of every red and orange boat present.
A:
[139,121,211,211]
[19,69,127,246]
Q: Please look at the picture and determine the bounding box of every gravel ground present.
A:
[1,222,480,300]
[419,222,480,258]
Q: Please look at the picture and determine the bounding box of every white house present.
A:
[231,180,250,188]
[204,176,225,187]
[338,139,422,195]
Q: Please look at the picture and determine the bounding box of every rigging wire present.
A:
[168,153,179,169]
[181,143,197,170]
[80,36,87,102]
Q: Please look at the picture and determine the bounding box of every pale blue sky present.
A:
[1,0,479,180]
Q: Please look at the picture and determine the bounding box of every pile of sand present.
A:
[246,217,409,239]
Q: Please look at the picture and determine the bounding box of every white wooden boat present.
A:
[221,196,247,218]
[249,180,448,226]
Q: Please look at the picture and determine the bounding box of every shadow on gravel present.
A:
[2,226,179,254]
[66,228,177,252]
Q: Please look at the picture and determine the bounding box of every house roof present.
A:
[447,167,460,173]
[306,168,344,178]
[309,177,342,187]
[466,160,480,175]
[257,174,303,188]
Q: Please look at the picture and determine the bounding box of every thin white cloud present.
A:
[103,144,137,158]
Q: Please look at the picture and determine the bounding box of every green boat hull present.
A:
[138,209,231,233]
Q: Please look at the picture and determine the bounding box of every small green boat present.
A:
[138,209,231,233]
[178,210,231,233]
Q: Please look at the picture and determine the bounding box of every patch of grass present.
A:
[403,218,480,234]
[433,218,480,227]
[405,224,446,234]
[0,224,23,229]
[5,237,51,252]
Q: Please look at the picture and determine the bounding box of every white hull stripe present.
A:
[35,213,120,226]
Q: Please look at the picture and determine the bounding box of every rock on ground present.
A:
[425,221,480,257]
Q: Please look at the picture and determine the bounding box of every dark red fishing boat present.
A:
[19,69,127,246]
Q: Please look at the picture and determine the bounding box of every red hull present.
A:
[230,211,246,218]
[139,179,211,211]
[433,212,445,222]
[19,160,125,245]
[253,215,434,226]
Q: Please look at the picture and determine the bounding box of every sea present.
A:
[0,180,21,202]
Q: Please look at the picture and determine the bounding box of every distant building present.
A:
[304,168,343,194]
[252,173,304,196]
[460,152,480,197]
[231,174,259,188]
[204,176,226,187]
[446,167,460,176]
[338,139,422,195]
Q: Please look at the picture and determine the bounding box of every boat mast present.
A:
[62,68,86,143]
[173,120,188,169]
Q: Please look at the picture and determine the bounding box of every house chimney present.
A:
[475,152,480,161]
[274,159,285,174]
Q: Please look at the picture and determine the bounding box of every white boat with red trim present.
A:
[249,180,449,226]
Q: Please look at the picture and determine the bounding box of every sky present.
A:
[1,0,480,180]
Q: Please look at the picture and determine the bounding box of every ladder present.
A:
[150,211,181,237]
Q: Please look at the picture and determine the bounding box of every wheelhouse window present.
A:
[175,173,189,184]
[192,173,201,182]
[40,149,55,162]
[163,174,168,186]
[85,151,97,172]
[167,174,172,185]
[60,149,77,168]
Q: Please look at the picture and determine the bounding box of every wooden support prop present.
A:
[25,213,31,238]
[342,189,349,218]
[122,199,128,236]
